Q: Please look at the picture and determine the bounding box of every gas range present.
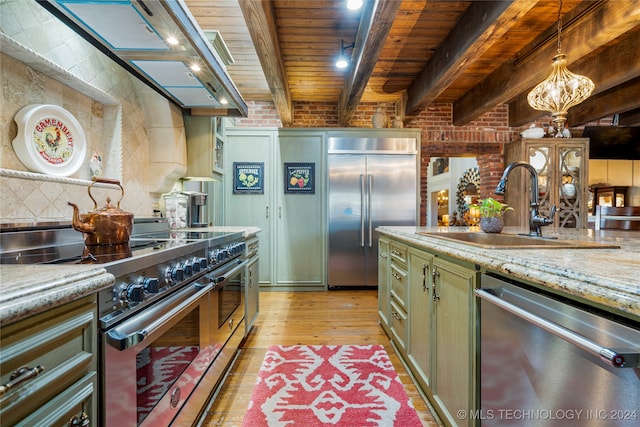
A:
[0,219,245,326]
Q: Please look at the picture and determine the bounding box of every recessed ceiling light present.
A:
[190,63,201,72]
[346,0,363,10]
[166,36,179,46]
[220,97,228,105]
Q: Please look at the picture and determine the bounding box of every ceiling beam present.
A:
[239,0,293,125]
[453,0,640,126]
[405,0,538,119]
[618,108,640,126]
[567,77,640,127]
[338,0,401,126]
[509,28,640,127]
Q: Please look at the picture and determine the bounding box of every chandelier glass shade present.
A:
[526,0,594,129]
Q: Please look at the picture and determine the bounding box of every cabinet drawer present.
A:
[14,371,96,427]
[0,297,96,425]
[389,242,408,267]
[390,263,408,309]
[390,299,408,349]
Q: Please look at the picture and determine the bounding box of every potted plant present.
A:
[471,197,513,233]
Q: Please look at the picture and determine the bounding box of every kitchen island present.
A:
[377,225,639,427]
[378,225,639,319]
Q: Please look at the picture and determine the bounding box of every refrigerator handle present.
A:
[367,174,372,247]
[360,174,365,247]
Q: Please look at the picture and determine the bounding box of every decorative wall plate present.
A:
[12,104,87,176]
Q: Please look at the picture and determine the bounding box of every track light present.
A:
[336,40,354,69]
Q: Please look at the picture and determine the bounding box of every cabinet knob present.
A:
[69,412,89,427]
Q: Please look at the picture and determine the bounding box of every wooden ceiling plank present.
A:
[566,78,640,127]
[239,0,293,125]
[404,0,539,118]
[454,0,640,126]
[509,29,640,127]
[338,0,402,125]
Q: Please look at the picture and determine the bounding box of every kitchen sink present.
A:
[416,232,620,249]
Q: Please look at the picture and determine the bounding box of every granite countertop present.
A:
[377,226,640,320]
[183,225,261,238]
[0,265,114,325]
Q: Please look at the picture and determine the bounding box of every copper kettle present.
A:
[68,177,133,246]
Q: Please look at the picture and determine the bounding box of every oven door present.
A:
[102,281,213,427]
[209,259,246,360]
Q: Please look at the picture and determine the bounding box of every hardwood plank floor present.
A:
[200,290,441,427]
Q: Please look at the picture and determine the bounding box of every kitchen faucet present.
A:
[495,161,556,237]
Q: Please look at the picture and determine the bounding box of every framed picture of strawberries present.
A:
[284,163,314,194]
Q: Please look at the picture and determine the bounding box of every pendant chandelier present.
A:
[527,0,594,131]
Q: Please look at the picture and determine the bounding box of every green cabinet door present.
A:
[378,237,390,326]
[275,130,325,289]
[431,257,477,427]
[225,129,276,286]
[408,248,434,391]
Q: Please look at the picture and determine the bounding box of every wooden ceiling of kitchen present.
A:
[185,0,640,127]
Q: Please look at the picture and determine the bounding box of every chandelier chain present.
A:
[557,0,563,53]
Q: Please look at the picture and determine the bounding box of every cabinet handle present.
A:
[0,365,45,396]
[279,207,282,218]
[380,253,388,259]
[69,412,90,427]
[422,263,429,292]
[266,206,269,218]
[392,271,402,281]
[432,269,440,301]
[391,249,401,256]
[391,310,402,321]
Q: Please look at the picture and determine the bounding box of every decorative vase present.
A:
[392,116,403,128]
[372,106,387,128]
[480,217,504,233]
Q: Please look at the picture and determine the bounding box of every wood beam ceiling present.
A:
[338,0,401,126]
[454,0,640,126]
[404,0,538,119]
[239,0,293,125]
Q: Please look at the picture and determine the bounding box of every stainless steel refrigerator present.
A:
[328,136,418,288]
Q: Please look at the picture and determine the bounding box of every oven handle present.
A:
[210,259,248,287]
[105,282,212,351]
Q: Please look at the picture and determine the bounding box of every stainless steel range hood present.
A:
[39,0,247,117]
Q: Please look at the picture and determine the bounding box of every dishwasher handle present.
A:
[476,288,640,369]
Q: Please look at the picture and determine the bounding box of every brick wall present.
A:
[235,100,514,225]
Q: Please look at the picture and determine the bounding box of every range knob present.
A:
[184,262,193,277]
[198,257,207,270]
[168,264,185,282]
[127,284,144,303]
[142,277,160,294]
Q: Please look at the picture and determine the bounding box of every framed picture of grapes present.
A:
[284,163,315,194]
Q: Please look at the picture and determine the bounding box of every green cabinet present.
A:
[0,296,97,426]
[431,257,477,427]
[225,129,276,287]
[379,238,478,427]
[245,236,260,336]
[184,115,225,180]
[275,130,325,289]
[378,237,390,325]
[225,128,325,290]
[408,248,434,390]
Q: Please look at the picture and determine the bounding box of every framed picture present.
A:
[433,157,449,176]
[233,162,264,194]
[284,162,315,194]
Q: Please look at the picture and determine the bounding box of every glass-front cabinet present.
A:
[504,138,589,229]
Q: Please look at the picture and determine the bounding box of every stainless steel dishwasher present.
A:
[476,274,639,427]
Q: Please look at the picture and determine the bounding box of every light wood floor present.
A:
[200,290,441,427]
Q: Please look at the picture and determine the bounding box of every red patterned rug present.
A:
[242,345,424,426]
